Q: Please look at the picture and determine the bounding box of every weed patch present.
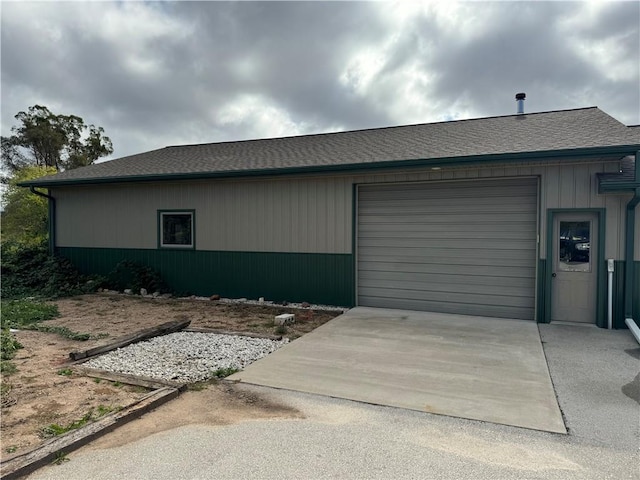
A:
[1,299,59,328]
[40,405,120,438]
[1,299,105,341]
[51,451,69,465]
[274,324,288,335]
[0,360,18,375]
[1,382,16,407]
[211,367,240,378]
[1,320,24,374]
[28,324,91,341]
[188,378,218,391]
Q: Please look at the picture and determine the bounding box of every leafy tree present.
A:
[1,165,57,244]
[1,104,113,174]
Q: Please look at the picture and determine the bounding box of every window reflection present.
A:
[559,221,590,272]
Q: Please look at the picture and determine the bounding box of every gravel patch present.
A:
[84,332,289,383]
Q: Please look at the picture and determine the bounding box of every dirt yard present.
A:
[0,294,341,462]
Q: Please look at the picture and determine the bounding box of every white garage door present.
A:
[357,178,538,320]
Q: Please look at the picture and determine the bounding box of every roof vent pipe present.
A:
[516,92,526,114]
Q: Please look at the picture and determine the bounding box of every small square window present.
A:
[159,211,194,249]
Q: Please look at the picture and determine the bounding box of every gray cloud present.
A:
[2,1,638,163]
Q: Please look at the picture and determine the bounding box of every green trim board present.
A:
[57,247,355,307]
[20,145,639,188]
[543,209,607,327]
[536,259,547,323]
[634,261,640,322]
[157,209,196,250]
[351,183,358,307]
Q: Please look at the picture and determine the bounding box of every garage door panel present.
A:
[358,222,537,235]
[359,230,535,241]
[357,178,538,320]
[359,237,535,250]
[358,296,534,320]
[358,246,536,262]
[358,255,534,268]
[359,287,533,309]
[358,270,535,287]
[359,261,535,278]
[360,195,537,209]
[358,213,536,225]
[359,278,533,297]
[359,204,536,216]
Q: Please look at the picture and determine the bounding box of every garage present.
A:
[357,178,539,320]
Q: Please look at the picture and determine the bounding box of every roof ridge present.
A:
[164,106,601,150]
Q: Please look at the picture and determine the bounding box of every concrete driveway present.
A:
[229,307,566,433]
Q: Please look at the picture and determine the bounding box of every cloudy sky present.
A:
[2,1,639,161]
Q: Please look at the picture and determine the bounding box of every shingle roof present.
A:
[23,107,640,187]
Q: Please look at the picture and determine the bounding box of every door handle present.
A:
[551,273,557,278]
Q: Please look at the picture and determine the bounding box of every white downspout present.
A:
[607,259,614,330]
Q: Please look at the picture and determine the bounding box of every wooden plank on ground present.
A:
[77,367,186,391]
[69,319,191,361]
[0,387,179,480]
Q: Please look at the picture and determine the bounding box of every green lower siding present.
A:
[612,260,639,328]
[613,261,627,329]
[56,248,638,324]
[58,247,355,307]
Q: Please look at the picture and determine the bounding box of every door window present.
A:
[558,221,590,272]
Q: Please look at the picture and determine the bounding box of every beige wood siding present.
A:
[54,157,629,259]
[54,177,352,253]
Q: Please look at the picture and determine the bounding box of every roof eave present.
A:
[18,144,640,188]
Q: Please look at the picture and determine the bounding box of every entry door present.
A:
[551,213,598,323]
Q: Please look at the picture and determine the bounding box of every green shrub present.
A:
[1,241,105,299]
[107,260,167,294]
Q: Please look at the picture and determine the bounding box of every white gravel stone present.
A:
[84,332,289,383]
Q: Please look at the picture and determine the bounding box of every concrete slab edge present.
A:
[234,380,568,435]
[0,387,180,480]
[537,325,569,434]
